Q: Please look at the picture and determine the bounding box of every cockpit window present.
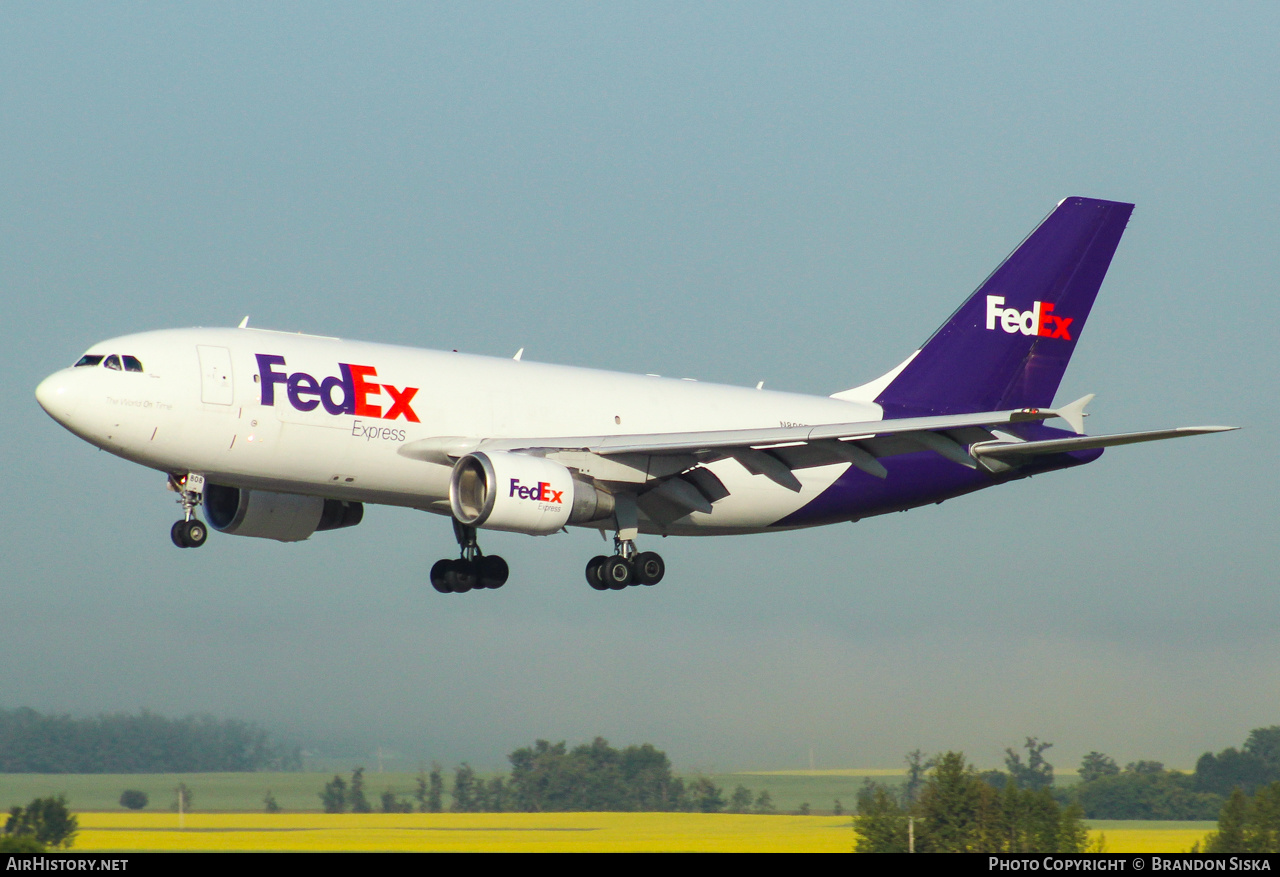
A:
[74,352,143,371]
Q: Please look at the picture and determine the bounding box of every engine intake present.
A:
[449,452,614,535]
[204,484,363,542]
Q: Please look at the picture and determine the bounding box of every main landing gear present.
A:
[431,520,510,594]
[585,537,665,591]
[169,473,208,549]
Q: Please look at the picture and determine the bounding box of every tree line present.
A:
[0,706,300,773]
[854,726,1280,853]
[1196,783,1280,853]
[319,738,777,814]
[1069,725,1280,820]
[855,749,1091,853]
[866,726,1280,822]
[1,796,77,852]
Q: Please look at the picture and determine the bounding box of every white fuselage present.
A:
[36,327,882,535]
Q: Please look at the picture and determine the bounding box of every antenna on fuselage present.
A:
[237,316,250,329]
[513,348,524,361]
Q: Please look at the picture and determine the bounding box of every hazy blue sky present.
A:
[2,3,1275,772]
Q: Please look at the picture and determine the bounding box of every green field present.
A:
[0,770,892,814]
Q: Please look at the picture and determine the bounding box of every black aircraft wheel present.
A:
[634,551,664,586]
[450,560,477,593]
[478,555,509,590]
[586,555,609,590]
[171,520,188,548]
[603,556,632,590]
[430,559,454,593]
[183,520,208,548]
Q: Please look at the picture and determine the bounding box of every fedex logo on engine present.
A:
[985,296,1074,340]
[509,478,564,504]
[255,354,420,422]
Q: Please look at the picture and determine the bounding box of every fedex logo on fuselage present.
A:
[510,478,564,504]
[255,354,420,422]
[985,295,1074,340]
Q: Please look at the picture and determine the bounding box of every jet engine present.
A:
[204,484,363,543]
[449,451,614,535]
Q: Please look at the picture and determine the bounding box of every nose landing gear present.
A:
[431,520,510,593]
[169,473,208,548]
[171,518,208,548]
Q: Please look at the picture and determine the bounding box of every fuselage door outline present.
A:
[197,345,235,406]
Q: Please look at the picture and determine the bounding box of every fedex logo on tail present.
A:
[985,296,1074,339]
[256,354,420,422]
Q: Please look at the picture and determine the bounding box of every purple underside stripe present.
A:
[771,443,1102,529]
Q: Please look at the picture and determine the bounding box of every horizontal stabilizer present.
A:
[1054,393,1094,435]
[971,426,1238,459]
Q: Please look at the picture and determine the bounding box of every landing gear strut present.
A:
[585,535,665,591]
[430,519,509,594]
[169,473,208,548]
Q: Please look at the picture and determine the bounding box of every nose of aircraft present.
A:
[35,370,79,427]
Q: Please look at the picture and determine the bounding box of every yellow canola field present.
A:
[75,811,858,853]
[1093,830,1211,854]
[75,812,1212,853]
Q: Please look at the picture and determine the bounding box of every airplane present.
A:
[34,196,1235,594]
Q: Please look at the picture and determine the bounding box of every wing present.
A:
[486,405,1077,488]
[971,426,1238,460]
[401,404,1069,482]
[398,397,1237,522]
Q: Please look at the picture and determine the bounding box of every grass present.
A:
[1,772,348,812]
[0,770,876,814]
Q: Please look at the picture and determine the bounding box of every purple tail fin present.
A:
[874,197,1134,417]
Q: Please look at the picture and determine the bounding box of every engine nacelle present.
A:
[204,484,363,543]
[449,452,614,535]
